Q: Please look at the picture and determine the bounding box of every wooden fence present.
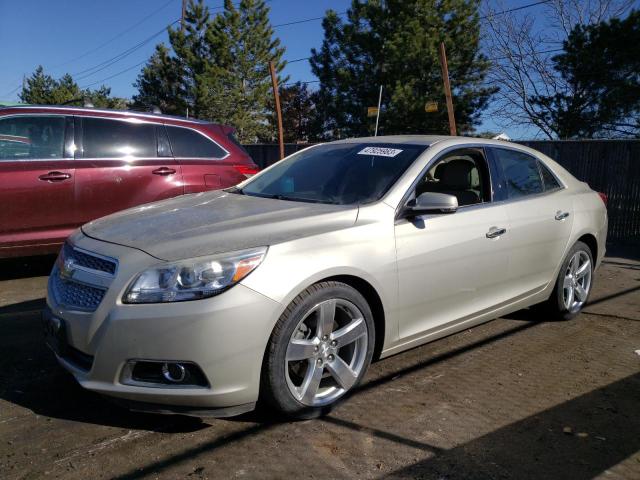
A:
[243,140,640,244]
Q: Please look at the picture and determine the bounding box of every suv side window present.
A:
[0,115,65,160]
[538,160,561,191]
[81,117,156,158]
[166,126,227,159]
[492,148,543,198]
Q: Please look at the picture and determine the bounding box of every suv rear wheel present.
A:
[261,281,375,419]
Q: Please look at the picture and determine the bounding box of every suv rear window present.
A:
[166,126,227,159]
[82,117,156,158]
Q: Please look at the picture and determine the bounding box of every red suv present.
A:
[0,105,258,258]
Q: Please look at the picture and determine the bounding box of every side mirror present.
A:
[404,192,458,216]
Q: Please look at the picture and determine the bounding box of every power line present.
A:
[51,0,177,70]
[479,0,552,20]
[273,11,347,28]
[73,21,179,80]
[80,59,149,89]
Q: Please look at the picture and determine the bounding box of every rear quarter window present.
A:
[166,126,227,159]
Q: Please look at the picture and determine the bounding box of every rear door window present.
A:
[491,148,543,198]
[166,126,227,159]
[81,117,156,158]
[0,115,65,160]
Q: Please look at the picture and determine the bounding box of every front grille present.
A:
[63,243,116,275]
[51,266,106,312]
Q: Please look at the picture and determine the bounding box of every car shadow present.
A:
[0,254,57,281]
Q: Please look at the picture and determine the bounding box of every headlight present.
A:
[123,247,267,304]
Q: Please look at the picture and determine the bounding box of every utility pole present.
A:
[181,0,187,31]
[438,42,457,136]
[374,85,383,136]
[269,61,285,160]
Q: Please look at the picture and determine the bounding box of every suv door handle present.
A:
[486,226,507,239]
[39,171,71,182]
[152,167,176,176]
[555,211,570,221]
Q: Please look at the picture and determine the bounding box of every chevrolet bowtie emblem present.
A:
[60,258,76,279]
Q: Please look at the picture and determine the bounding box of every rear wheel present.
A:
[540,241,594,320]
[261,281,375,419]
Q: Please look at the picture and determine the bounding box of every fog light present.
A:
[162,362,186,383]
[120,360,209,388]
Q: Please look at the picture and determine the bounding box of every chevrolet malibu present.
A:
[44,136,607,418]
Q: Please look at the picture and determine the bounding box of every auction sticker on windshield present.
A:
[357,146,403,157]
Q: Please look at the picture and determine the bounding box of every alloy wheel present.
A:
[285,298,368,406]
[562,250,592,313]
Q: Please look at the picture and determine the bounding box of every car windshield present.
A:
[238,143,427,205]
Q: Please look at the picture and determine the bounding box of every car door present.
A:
[487,146,573,299]
[0,114,76,253]
[74,116,184,225]
[394,147,512,340]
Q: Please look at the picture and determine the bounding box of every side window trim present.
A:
[77,115,158,160]
[395,144,494,218]
[488,146,566,202]
[156,124,173,158]
[536,158,564,192]
[165,124,230,160]
[0,113,67,162]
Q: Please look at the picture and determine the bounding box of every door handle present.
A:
[555,211,570,221]
[152,167,176,176]
[39,171,71,182]
[486,226,507,239]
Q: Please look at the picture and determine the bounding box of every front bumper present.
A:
[45,233,283,412]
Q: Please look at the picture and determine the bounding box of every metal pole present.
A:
[374,85,383,136]
[438,42,457,136]
[269,61,285,160]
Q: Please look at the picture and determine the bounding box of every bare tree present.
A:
[482,0,635,139]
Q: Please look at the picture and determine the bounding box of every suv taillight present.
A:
[597,192,608,206]
[233,165,260,178]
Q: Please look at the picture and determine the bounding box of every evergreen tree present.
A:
[276,82,318,143]
[133,0,286,142]
[199,0,287,142]
[530,10,640,138]
[310,0,495,138]
[20,66,126,108]
[131,44,187,115]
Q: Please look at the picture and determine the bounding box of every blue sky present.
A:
[0,0,631,138]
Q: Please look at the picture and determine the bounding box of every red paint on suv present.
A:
[0,105,258,258]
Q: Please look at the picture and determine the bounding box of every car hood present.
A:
[81,190,358,261]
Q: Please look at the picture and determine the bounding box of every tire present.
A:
[261,281,375,419]
[538,241,594,321]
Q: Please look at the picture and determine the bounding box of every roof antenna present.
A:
[150,105,162,114]
[83,98,94,108]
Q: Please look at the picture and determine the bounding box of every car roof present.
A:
[0,104,214,126]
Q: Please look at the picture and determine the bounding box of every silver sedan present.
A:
[44,136,607,418]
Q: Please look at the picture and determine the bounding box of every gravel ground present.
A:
[0,249,638,480]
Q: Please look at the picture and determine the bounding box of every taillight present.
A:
[597,192,608,206]
[233,165,260,178]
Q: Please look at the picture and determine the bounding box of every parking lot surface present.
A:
[1,251,639,479]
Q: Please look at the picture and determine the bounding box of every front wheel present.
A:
[540,241,594,320]
[261,281,375,419]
